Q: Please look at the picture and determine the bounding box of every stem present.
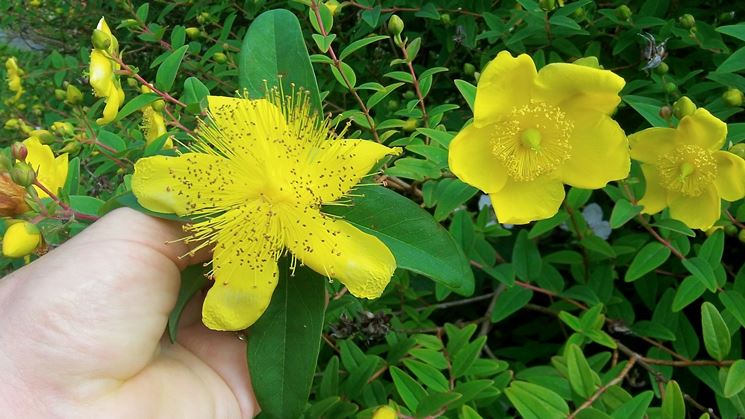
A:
[111,55,188,108]
[164,105,195,135]
[398,43,428,127]
[309,0,381,143]
[33,180,99,222]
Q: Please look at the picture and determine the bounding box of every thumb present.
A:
[0,208,204,381]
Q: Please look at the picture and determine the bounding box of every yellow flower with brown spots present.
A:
[630,108,745,230]
[132,92,400,331]
[448,51,630,224]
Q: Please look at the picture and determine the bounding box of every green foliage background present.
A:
[2,0,745,418]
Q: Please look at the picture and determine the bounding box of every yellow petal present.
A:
[89,49,113,97]
[558,113,629,189]
[202,247,279,331]
[132,154,258,215]
[535,62,625,114]
[668,185,721,230]
[24,137,67,198]
[629,127,677,164]
[713,151,745,201]
[677,108,727,151]
[205,96,286,154]
[474,51,537,126]
[97,85,124,125]
[488,177,565,224]
[302,139,400,204]
[638,164,668,215]
[448,123,508,193]
[282,206,395,299]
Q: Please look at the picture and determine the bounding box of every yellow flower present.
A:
[2,221,41,258]
[629,108,745,230]
[89,17,125,125]
[132,92,400,331]
[448,51,630,224]
[5,57,24,104]
[23,137,69,199]
[372,406,397,419]
[140,86,172,148]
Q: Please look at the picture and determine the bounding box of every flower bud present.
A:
[30,130,55,144]
[11,142,27,161]
[127,77,138,87]
[663,82,677,94]
[66,84,83,105]
[722,88,744,107]
[0,173,28,217]
[91,29,112,50]
[213,52,227,64]
[540,0,557,11]
[54,89,66,101]
[440,13,451,25]
[386,99,399,111]
[372,406,397,419]
[4,118,19,130]
[729,143,745,159]
[705,226,723,237]
[51,121,74,136]
[152,99,165,112]
[185,27,201,40]
[403,90,415,100]
[2,221,41,258]
[679,14,696,29]
[659,105,673,120]
[197,12,210,24]
[653,61,669,75]
[673,96,696,119]
[725,224,738,236]
[59,140,81,154]
[571,7,586,20]
[120,18,139,28]
[739,229,745,244]
[403,118,419,132]
[615,5,632,20]
[325,0,340,15]
[463,63,476,76]
[388,15,404,37]
[9,162,36,187]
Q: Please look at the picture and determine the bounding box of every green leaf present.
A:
[609,199,642,228]
[724,360,745,398]
[433,179,478,221]
[528,212,569,239]
[671,276,707,312]
[416,392,462,417]
[717,46,745,73]
[454,79,476,112]
[330,61,357,89]
[155,45,188,92]
[490,286,533,323]
[62,157,80,196]
[239,9,322,112]
[513,230,542,281]
[682,257,717,292]
[661,380,686,419]
[701,302,731,361]
[115,93,160,122]
[611,391,654,419]
[651,219,696,237]
[566,344,599,398]
[339,35,389,60]
[460,405,483,419]
[247,259,325,419]
[181,77,210,113]
[716,23,745,42]
[698,230,724,266]
[319,355,339,399]
[581,235,616,258]
[96,129,127,152]
[719,290,745,329]
[622,95,668,127]
[325,186,474,295]
[68,195,104,216]
[624,242,671,282]
[452,336,487,378]
[167,265,208,342]
[505,381,570,419]
[390,366,428,412]
[403,359,449,392]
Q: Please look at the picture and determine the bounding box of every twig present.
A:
[397,42,428,127]
[33,180,99,222]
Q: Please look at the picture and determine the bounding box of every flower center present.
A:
[491,100,574,181]
[656,144,717,196]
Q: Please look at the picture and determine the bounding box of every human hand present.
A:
[0,208,257,418]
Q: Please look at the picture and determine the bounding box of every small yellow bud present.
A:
[66,84,83,105]
[673,96,696,119]
[729,143,745,159]
[725,224,738,236]
[4,119,19,130]
[51,121,74,136]
[325,0,340,15]
[59,140,81,154]
[653,61,669,75]
[403,118,419,132]
[722,88,744,107]
[463,63,476,76]
[152,99,165,112]
[540,0,557,11]
[197,12,210,24]
[185,27,201,40]
[664,82,677,94]
[91,29,112,50]
[440,13,451,25]
[127,78,138,88]
[388,15,404,37]
[213,52,227,64]
[739,229,745,243]
[9,162,36,188]
[615,5,632,20]
[679,14,696,29]
[54,89,66,101]
[2,221,41,259]
[30,130,55,144]
[372,406,397,419]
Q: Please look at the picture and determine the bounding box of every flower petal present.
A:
[474,51,537,126]
[629,127,677,164]
[448,123,508,193]
[488,177,565,224]
[638,164,669,215]
[668,185,721,230]
[132,154,257,215]
[24,137,67,198]
[559,113,629,189]
[302,139,400,204]
[282,206,395,299]
[677,108,727,151]
[535,62,625,114]
[713,151,745,201]
[202,248,279,331]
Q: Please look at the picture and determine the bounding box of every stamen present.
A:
[657,144,717,196]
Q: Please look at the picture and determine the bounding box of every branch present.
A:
[568,355,639,419]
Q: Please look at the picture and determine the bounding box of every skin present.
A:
[0,208,257,418]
